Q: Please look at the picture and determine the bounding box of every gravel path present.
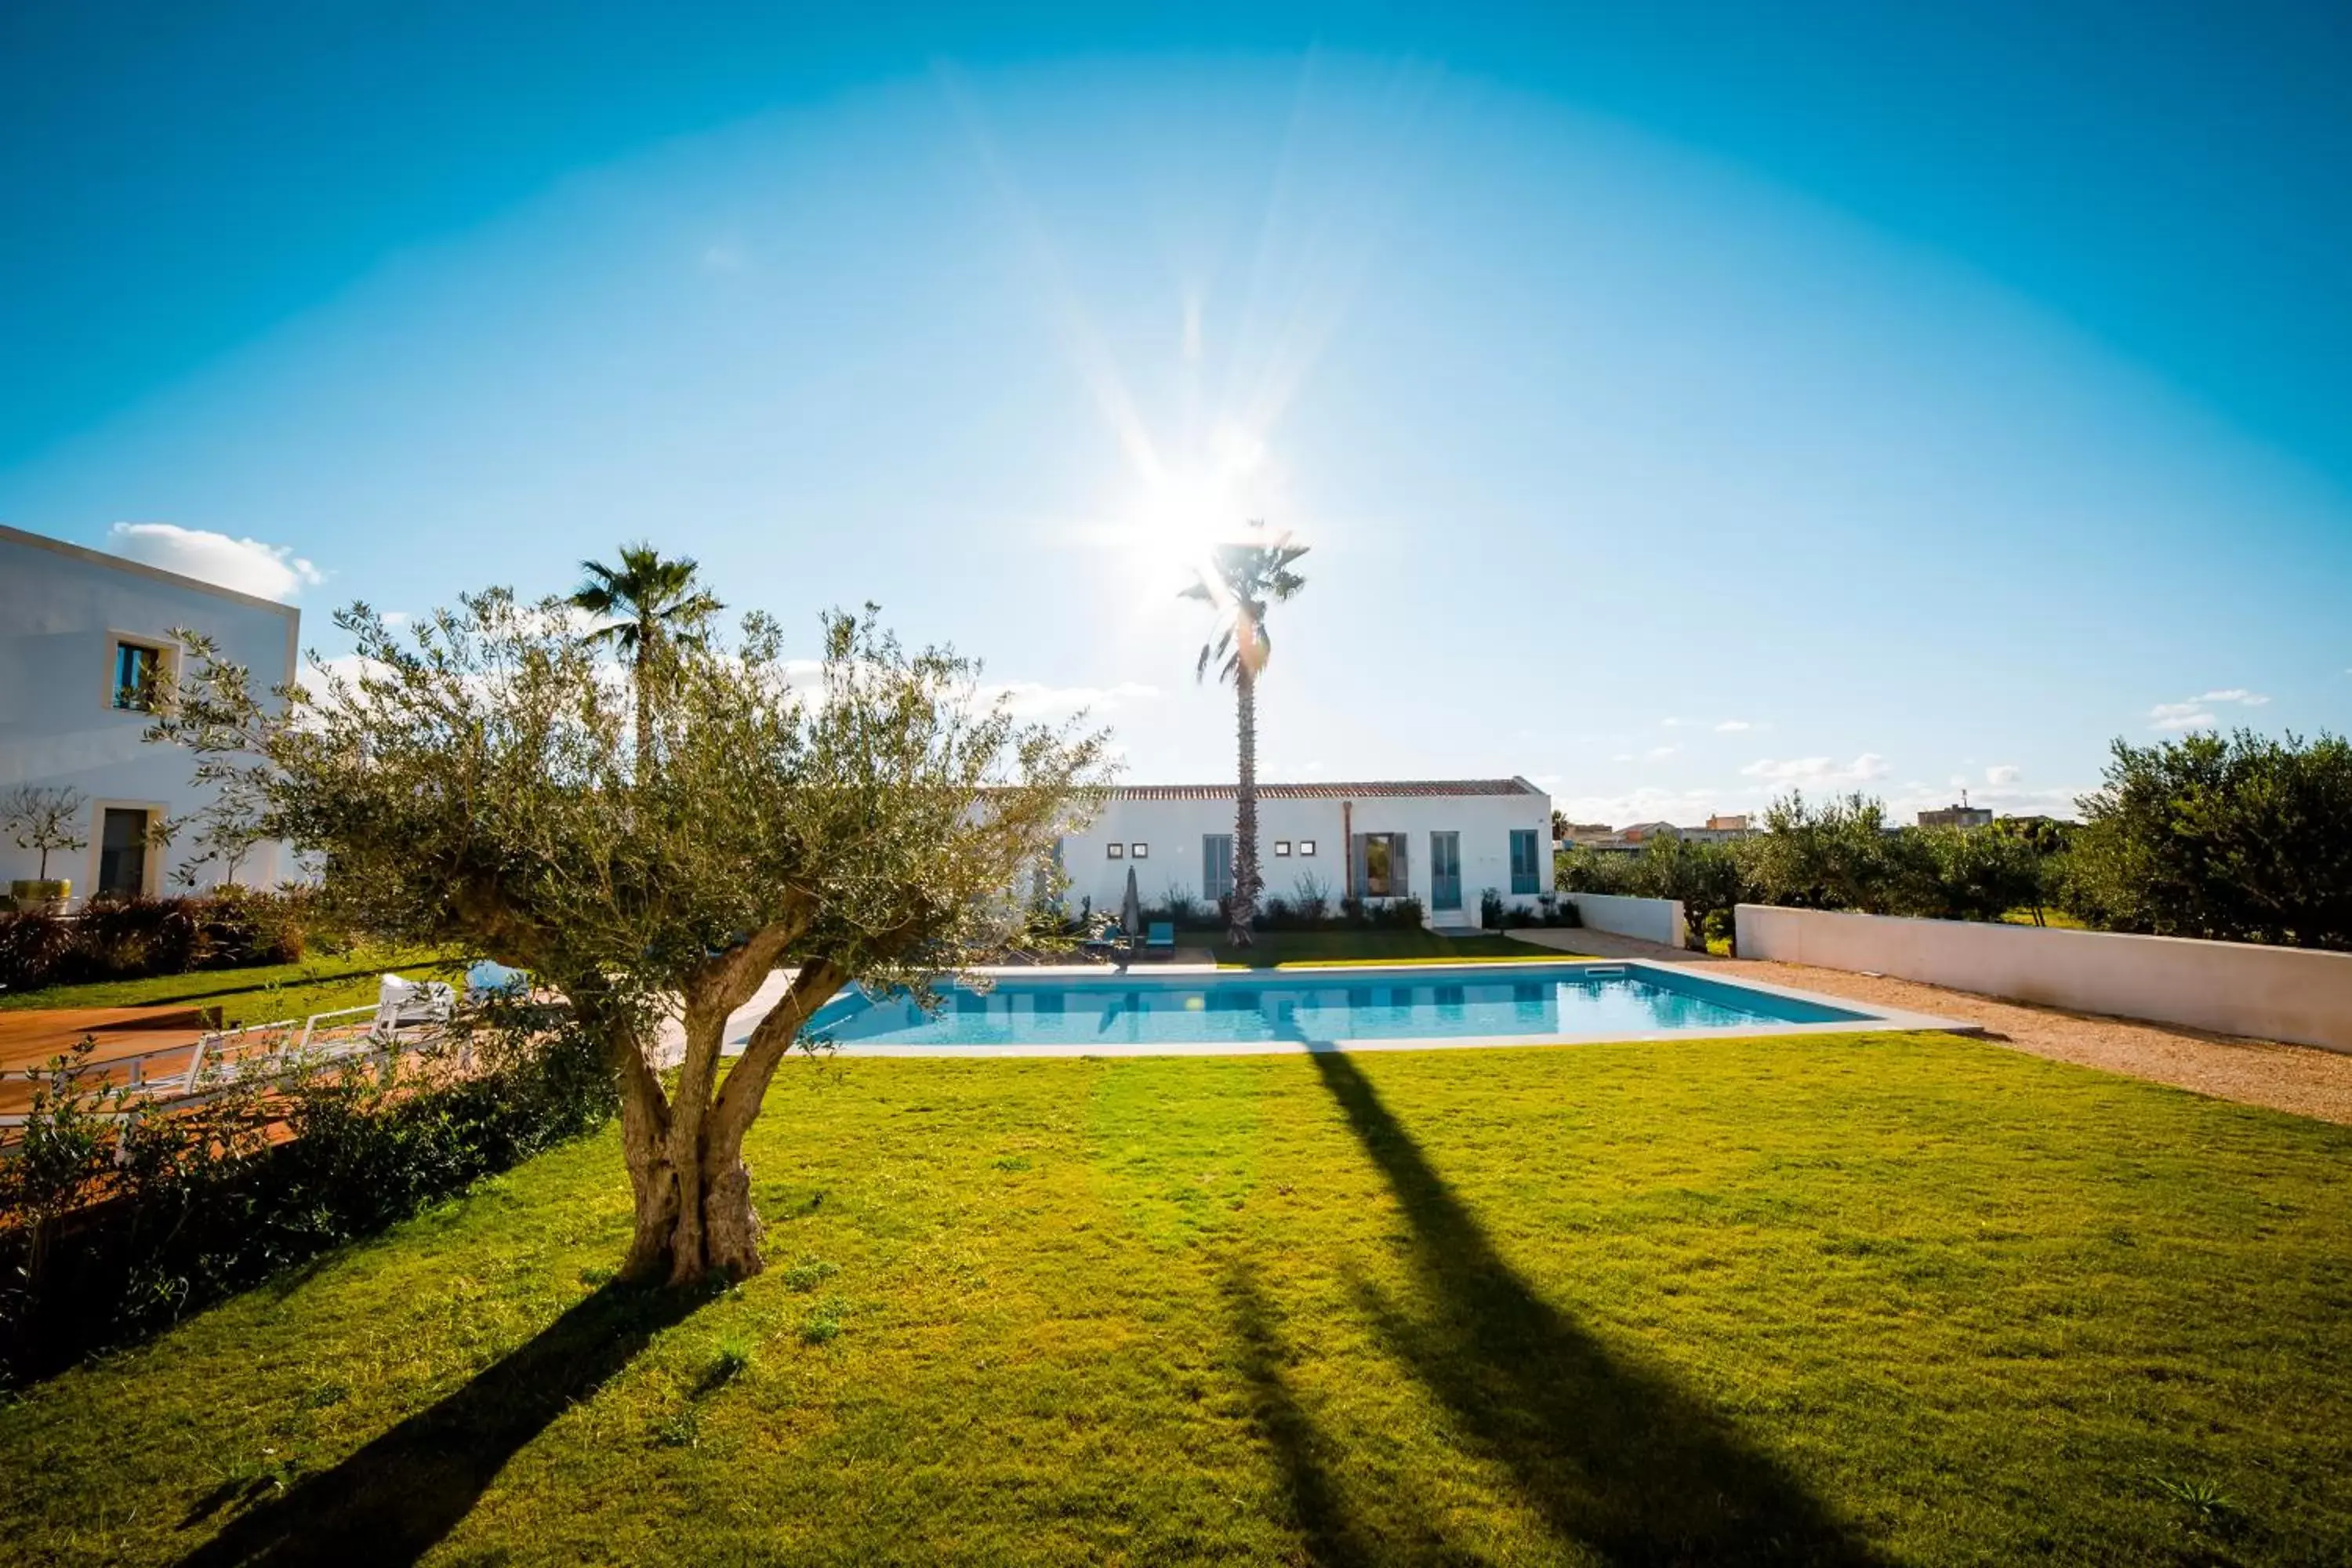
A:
[1509,927,2352,1126]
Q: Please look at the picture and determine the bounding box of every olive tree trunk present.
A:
[609,938,846,1287]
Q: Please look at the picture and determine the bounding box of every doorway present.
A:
[97,807,152,898]
[1429,831,1461,912]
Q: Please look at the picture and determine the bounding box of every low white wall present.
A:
[1567,893,1687,949]
[1735,905,2352,1054]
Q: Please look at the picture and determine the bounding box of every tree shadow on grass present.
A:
[175,1281,710,1568]
[1308,1048,1889,1567]
[1222,1260,1387,1568]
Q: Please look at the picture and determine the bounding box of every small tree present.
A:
[1915,826,2045,923]
[155,593,1109,1283]
[2066,728,2352,949]
[1,785,89,883]
[1629,834,1750,949]
[1742,792,1896,912]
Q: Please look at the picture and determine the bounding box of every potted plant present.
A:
[3,783,88,911]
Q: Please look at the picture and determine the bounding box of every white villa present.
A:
[0,524,299,901]
[1058,778,1555,927]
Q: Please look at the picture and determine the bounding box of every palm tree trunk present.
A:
[633,621,657,786]
[1231,662,1259,946]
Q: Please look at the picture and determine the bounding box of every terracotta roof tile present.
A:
[1106,779,1541,802]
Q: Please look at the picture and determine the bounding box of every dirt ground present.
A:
[1509,927,2352,1127]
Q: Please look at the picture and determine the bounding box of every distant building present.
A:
[1058,778,1554,929]
[0,524,300,902]
[1918,804,1994,830]
[1566,815,1755,854]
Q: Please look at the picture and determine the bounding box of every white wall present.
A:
[0,526,300,899]
[1736,904,2352,1054]
[1058,786,1552,920]
[1565,892,1688,949]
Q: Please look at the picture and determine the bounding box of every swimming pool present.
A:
[789,960,1940,1055]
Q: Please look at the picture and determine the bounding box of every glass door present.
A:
[1430,831,1461,911]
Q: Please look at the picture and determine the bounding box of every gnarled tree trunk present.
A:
[608,935,846,1287]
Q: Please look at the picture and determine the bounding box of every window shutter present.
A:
[1394,833,1410,899]
[1350,834,1367,898]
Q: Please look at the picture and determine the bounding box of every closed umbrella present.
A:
[1121,866,1142,945]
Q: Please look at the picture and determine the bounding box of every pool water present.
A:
[803,963,1867,1048]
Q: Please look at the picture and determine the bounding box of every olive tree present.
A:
[155,591,1109,1283]
[2066,728,2352,949]
[2,785,89,881]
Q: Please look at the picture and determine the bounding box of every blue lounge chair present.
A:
[1144,921,1176,955]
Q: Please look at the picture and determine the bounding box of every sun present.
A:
[1123,420,1276,587]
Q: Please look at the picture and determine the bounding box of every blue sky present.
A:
[5,3,2348,823]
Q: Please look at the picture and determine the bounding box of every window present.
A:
[1272,840,1291,857]
[1203,834,1233,902]
[1130,842,1149,858]
[1107,842,1124,858]
[112,641,165,712]
[1298,839,1316,857]
[1509,828,1541,895]
[1359,833,1406,898]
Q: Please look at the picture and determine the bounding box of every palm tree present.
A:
[571,543,724,782]
[1182,521,1309,946]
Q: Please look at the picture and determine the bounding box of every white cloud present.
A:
[1985,764,2022,786]
[1659,717,1687,728]
[108,522,322,603]
[2149,688,2269,731]
[774,662,1152,720]
[379,611,411,628]
[1645,745,1678,760]
[699,241,748,274]
[1739,753,1889,786]
[1552,784,1725,827]
[1713,719,1768,733]
[1610,753,1636,764]
[990,680,1158,717]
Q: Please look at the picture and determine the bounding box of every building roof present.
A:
[1106,778,1544,802]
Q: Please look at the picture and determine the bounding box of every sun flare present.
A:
[1123,419,1276,588]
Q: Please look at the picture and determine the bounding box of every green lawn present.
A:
[1211,927,1581,967]
[4,1034,2348,1566]
[0,948,464,1028]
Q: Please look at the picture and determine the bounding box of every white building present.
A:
[0,524,299,901]
[1059,778,1554,927]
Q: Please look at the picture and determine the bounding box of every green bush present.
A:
[0,889,314,993]
[0,999,612,1381]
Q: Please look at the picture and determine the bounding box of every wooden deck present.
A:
[0,1005,217,1113]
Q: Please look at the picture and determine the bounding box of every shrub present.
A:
[0,909,75,993]
[1479,887,1504,929]
[1290,872,1331,924]
[0,999,612,1381]
[0,889,314,993]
